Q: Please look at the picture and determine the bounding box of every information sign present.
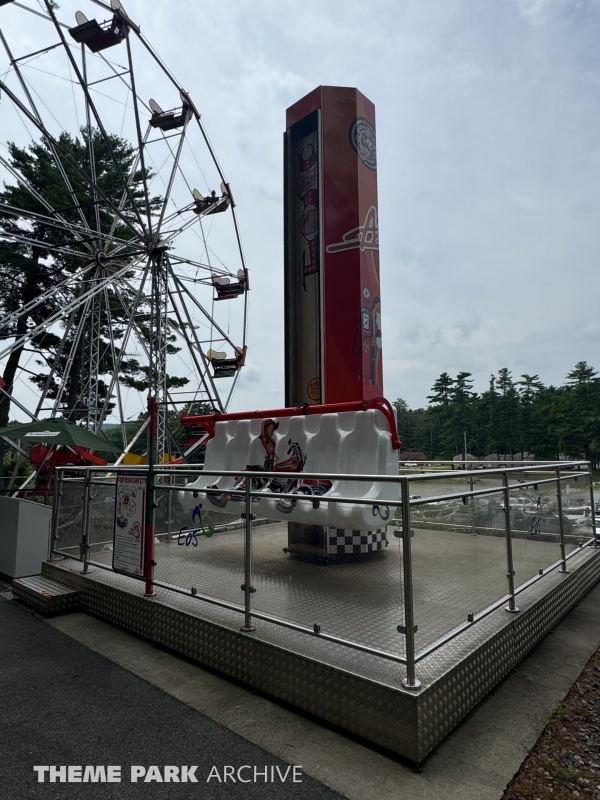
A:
[113,473,147,577]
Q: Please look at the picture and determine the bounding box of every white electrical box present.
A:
[0,496,52,579]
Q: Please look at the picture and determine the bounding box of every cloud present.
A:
[453,313,482,342]
[238,363,261,388]
[2,0,600,417]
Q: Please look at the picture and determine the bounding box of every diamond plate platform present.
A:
[77,523,583,656]
[12,575,79,615]
[42,540,600,764]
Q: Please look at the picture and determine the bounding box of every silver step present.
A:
[12,575,79,615]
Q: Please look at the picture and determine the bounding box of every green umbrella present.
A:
[0,418,122,453]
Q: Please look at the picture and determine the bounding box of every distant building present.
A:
[483,452,535,468]
[399,451,427,462]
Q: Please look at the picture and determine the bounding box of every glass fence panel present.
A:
[54,478,85,557]
[411,490,511,653]
[54,463,592,661]
[152,479,246,608]
[87,479,117,559]
[560,471,594,546]
[154,475,189,539]
[85,473,215,569]
[508,476,579,591]
[250,506,405,657]
[409,475,505,537]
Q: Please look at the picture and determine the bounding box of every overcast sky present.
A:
[3,0,600,414]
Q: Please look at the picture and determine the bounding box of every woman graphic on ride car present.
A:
[259,418,279,471]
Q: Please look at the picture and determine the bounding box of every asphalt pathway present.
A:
[0,597,345,800]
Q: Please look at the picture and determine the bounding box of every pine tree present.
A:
[0,129,161,484]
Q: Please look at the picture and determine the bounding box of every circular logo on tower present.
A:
[349,117,377,171]
[307,377,321,402]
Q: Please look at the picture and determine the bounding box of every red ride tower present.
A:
[180,85,394,562]
[284,85,382,406]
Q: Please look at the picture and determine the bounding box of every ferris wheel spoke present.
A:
[223,366,243,412]
[193,112,249,289]
[0,260,142,362]
[0,230,91,261]
[7,1,70,29]
[0,202,135,250]
[0,262,96,332]
[171,271,239,351]
[120,23,219,232]
[159,207,223,247]
[0,154,95,255]
[100,244,147,266]
[95,49,148,112]
[166,283,221,411]
[50,270,119,426]
[156,206,190,228]
[151,115,204,213]
[102,325,127,444]
[231,203,249,275]
[194,116,228,188]
[0,29,97,239]
[95,258,152,433]
[80,46,102,235]
[0,382,38,422]
[103,126,150,250]
[238,217,249,349]
[168,255,230,279]
[43,0,150,238]
[168,262,226,410]
[124,34,153,237]
[49,291,95,417]
[153,117,191,238]
[126,19,186,98]
[0,78,143,241]
[111,283,179,414]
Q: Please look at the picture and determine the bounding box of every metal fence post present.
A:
[167,471,173,542]
[144,398,157,596]
[588,464,597,548]
[49,468,63,560]
[503,472,519,612]
[241,475,256,632]
[81,470,92,573]
[468,472,476,535]
[555,467,568,572]
[399,476,421,689]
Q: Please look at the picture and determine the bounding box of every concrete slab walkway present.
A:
[0,595,343,800]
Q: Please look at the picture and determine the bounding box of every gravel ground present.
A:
[503,646,600,800]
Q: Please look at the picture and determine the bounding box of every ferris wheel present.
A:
[0,0,249,464]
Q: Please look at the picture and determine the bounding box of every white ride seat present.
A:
[179,408,398,530]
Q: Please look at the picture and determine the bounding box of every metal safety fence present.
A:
[50,460,598,690]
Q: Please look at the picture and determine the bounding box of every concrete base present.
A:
[42,542,600,764]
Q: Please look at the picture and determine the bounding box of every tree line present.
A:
[394,362,600,465]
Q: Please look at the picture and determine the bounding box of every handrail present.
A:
[51,458,599,691]
[179,396,403,449]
